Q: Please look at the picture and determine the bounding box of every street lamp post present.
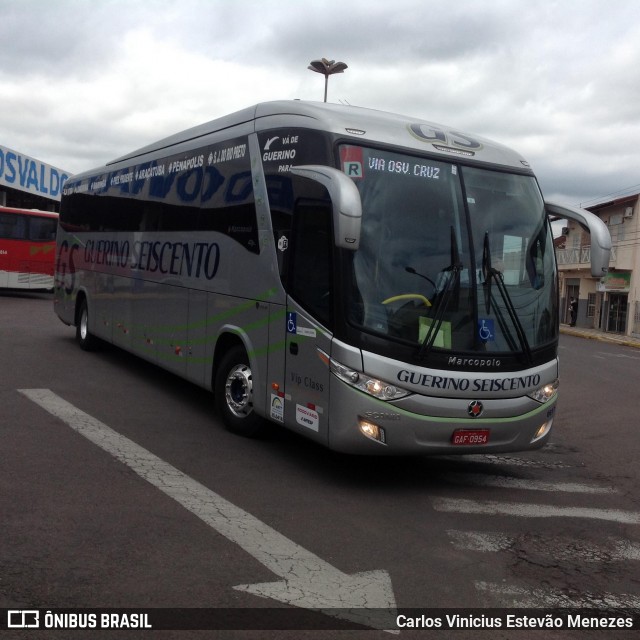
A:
[308,58,348,102]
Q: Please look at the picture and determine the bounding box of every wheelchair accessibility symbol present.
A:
[287,312,297,334]
[478,318,495,342]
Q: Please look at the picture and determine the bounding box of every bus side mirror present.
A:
[545,199,612,277]
[290,165,362,250]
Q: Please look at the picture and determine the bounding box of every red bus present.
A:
[0,206,58,290]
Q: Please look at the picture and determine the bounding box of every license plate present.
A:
[452,429,490,445]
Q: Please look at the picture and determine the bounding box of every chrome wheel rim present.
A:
[80,308,89,341]
[224,364,253,418]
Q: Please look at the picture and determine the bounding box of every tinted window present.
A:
[289,197,333,328]
[0,213,27,239]
[29,216,57,241]
[60,137,259,253]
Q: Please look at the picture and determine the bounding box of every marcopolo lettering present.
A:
[397,369,541,393]
[448,356,502,368]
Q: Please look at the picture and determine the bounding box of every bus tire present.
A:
[215,346,266,437]
[76,299,99,351]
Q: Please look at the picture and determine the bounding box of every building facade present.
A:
[0,143,70,211]
[556,194,640,338]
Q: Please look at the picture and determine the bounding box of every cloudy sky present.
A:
[1,0,639,206]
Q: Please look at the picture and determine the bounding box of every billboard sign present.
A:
[0,143,70,202]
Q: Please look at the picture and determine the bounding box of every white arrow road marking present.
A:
[433,498,640,524]
[475,581,640,608]
[447,530,514,553]
[441,473,616,494]
[448,530,640,562]
[19,389,397,631]
[440,454,570,469]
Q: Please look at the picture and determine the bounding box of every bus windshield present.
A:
[343,145,558,357]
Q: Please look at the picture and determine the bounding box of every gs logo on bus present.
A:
[55,239,78,295]
[408,123,483,156]
[467,400,484,418]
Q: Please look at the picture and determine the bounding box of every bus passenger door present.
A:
[284,301,332,446]
[282,199,334,446]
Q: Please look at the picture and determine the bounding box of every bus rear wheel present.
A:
[215,346,266,437]
[76,299,98,351]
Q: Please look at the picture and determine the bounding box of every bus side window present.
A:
[266,174,294,280]
[271,209,292,280]
[0,213,27,239]
[527,232,546,290]
[29,216,58,241]
[289,197,333,329]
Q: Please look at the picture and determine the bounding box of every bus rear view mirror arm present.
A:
[291,165,362,250]
[545,200,612,277]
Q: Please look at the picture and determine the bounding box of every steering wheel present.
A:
[382,293,432,307]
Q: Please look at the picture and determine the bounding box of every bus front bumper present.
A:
[327,378,557,455]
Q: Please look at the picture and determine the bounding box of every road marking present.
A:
[442,473,615,494]
[448,530,640,561]
[613,539,640,561]
[441,454,571,469]
[596,351,640,360]
[447,530,513,553]
[476,581,640,608]
[19,389,397,631]
[432,498,640,524]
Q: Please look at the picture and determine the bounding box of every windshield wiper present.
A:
[417,227,462,361]
[482,232,533,363]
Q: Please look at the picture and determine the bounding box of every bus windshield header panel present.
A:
[341,145,558,369]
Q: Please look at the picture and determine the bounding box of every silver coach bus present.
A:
[54,101,611,454]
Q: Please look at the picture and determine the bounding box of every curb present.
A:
[560,326,640,349]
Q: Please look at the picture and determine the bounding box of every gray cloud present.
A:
[1,0,639,206]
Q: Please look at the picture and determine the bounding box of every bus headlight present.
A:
[358,419,387,444]
[330,359,411,401]
[528,378,559,404]
[532,411,555,442]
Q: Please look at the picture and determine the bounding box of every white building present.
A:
[0,143,70,211]
[556,194,639,338]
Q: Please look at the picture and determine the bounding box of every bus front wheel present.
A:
[215,346,266,437]
[76,299,98,351]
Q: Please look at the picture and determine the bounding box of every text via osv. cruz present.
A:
[368,156,441,179]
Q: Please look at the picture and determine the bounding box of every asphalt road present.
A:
[1,291,639,639]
